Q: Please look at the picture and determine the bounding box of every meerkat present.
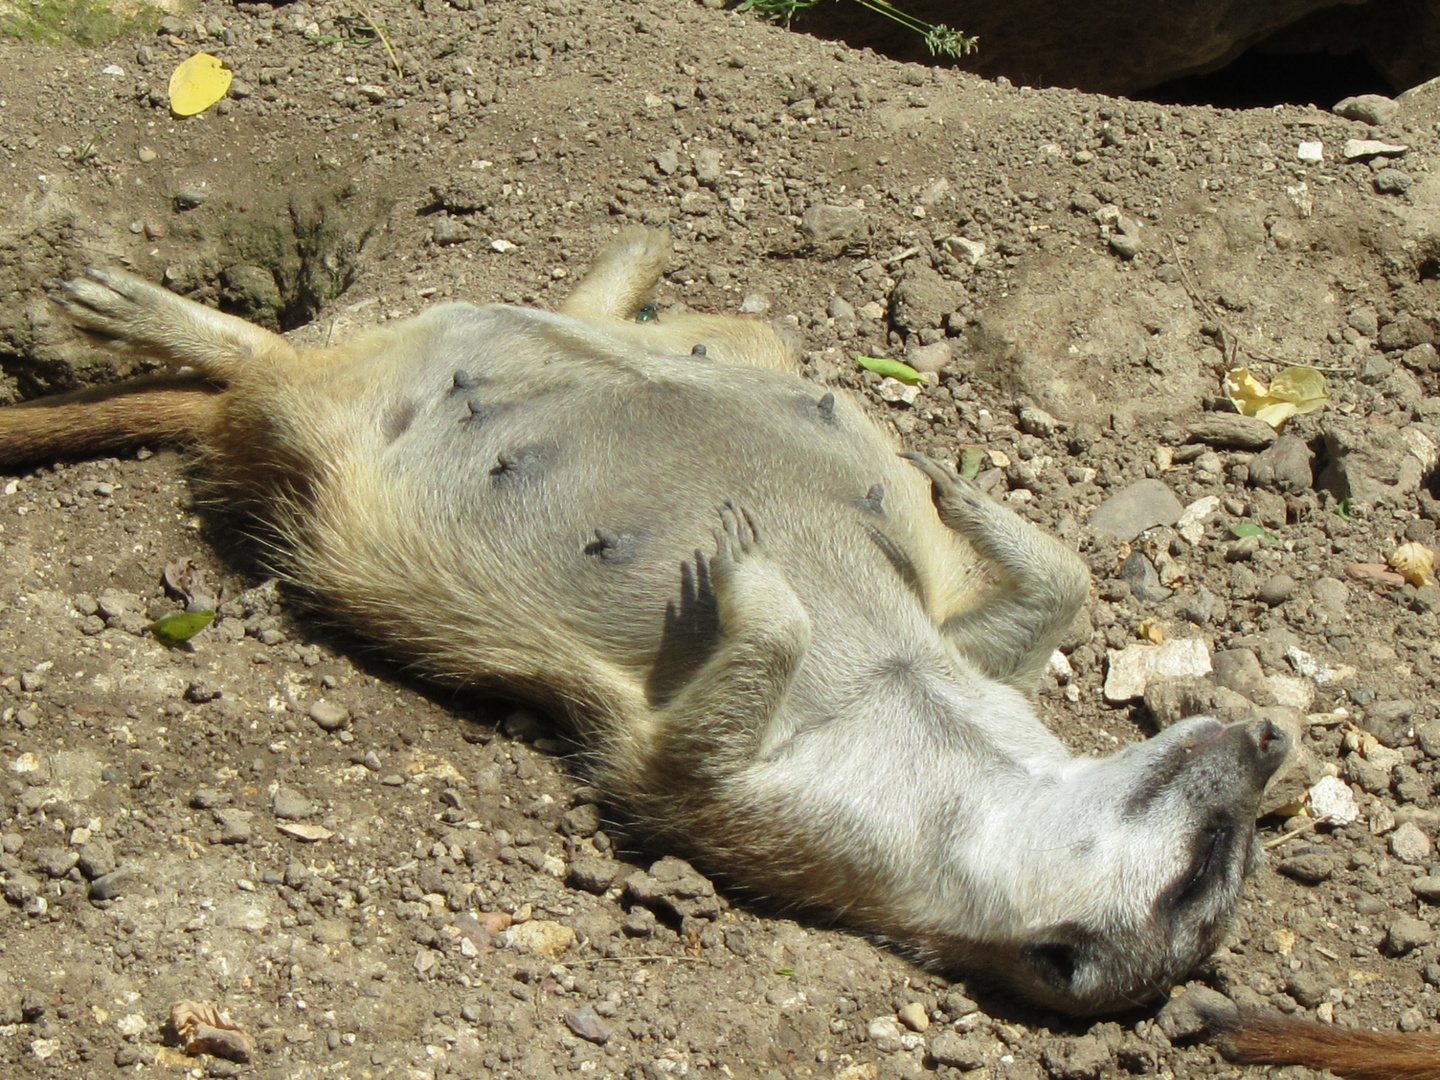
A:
[0,229,1430,1075]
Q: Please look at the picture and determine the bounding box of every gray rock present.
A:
[1333,94,1399,126]
[308,700,351,732]
[33,848,79,878]
[1118,551,1170,601]
[566,856,622,894]
[272,787,315,820]
[1386,915,1435,955]
[1144,677,1252,729]
[1285,972,1332,1008]
[1088,479,1184,541]
[1186,414,1277,450]
[799,204,867,244]
[1248,434,1314,492]
[692,148,723,185]
[1374,169,1413,195]
[826,295,856,320]
[76,839,117,880]
[433,214,469,246]
[1156,985,1235,1041]
[1390,821,1433,865]
[3,872,40,905]
[1108,232,1140,260]
[173,185,208,210]
[1318,420,1425,503]
[89,867,138,901]
[214,808,254,844]
[1212,649,1265,699]
[1275,853,1334,885]
[1363,699,1416,747]
[564,1004,612,1044]
[1411,877,1440,903]
[1256,574,1296,606]
[888,265,967,335]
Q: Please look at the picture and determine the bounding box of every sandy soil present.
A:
[2,2,1440,1078]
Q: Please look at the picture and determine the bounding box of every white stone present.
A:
[877,378,921,405]
[1342,139,1408,161]
[1265,675,1314,711]
[1046,650,1074,682]
[1296,141,1323,163]
[944,236,986,265]
[1365,745,1404,773]
[1104,638,1212,702]
[1307,775,1359,826]
[1176,495,1221,545]
[490,239,518,253]
[1390,821,1434,865]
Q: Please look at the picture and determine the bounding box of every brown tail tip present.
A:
[1208,1007,1440,1080]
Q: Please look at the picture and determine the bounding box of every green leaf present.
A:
[959,445,986,480]
[1229,522,1276,543]
[150,610,215,648]
[1337,498,1352,520]
[855,355,925,385]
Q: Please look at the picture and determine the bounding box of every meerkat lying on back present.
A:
[1,229,1429,1077]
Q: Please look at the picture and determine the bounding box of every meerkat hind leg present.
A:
[52,268,299,381]
[904,453,1089,689]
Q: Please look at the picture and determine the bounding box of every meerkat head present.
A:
[939,716,1289,1015]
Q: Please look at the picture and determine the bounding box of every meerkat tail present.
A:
[1214,1009,1440,1080]
[0,376,222,465]
[557,227,671,319]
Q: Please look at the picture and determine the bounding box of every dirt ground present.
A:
[2,2,1440,1078]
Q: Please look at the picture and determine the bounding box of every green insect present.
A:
[635,304,658,323]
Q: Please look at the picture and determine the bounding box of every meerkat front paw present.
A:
[707,502,809,646]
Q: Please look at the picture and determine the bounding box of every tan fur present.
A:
[1217,1009,1440,1080]
[6,229,1314,1025]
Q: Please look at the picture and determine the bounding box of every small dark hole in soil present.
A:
[1419,258,1440,283]
[1143,50,1391,110]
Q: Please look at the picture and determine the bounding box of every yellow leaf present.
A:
[1137,618,1165,645]
[169,54,233,117]
[1389,542,1436,587]
[1223,366,1330,430]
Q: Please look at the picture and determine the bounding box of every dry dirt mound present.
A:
[2,2,1440,1079]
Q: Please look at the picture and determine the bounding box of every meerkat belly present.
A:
[306,303,958,692]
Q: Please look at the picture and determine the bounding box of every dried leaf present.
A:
[1224,366,1330,430]
[169,1001,253,1063]
[1137,618,1165,645]
[1389,542,1436,587]
[169,54,233,117]
[855,355,925,385]
[150,610,214,648]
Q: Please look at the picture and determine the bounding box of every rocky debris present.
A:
[1042,1034,1110,1080]
[928,1028,993,1069]
[624,856,721,922]
[1118,551,1169,601]
[1144,677,1252,728]
[1087,480,1185,541]
[271,787,315,820]
[1104,639,1212,702]
[502,919,575,958]
[1333,94,1400,126]
[1390,821,1433,865]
